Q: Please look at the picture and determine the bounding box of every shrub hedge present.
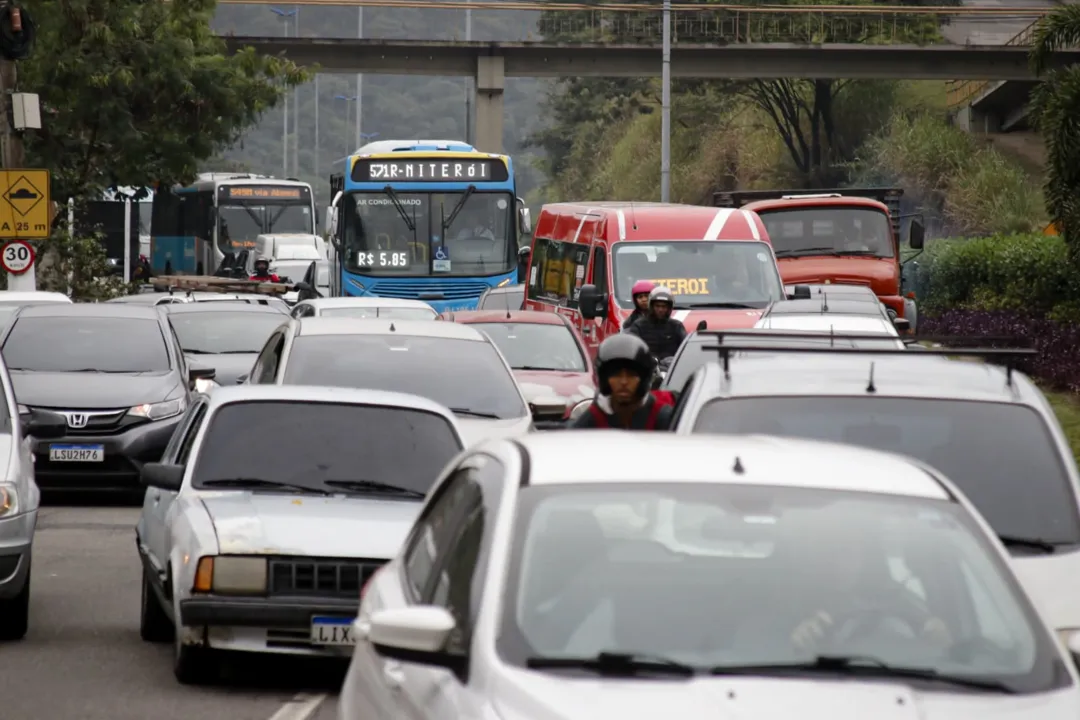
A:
[915,232,1080,391]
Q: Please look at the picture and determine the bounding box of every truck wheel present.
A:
[139,567,173,643]
[0,558,30,641]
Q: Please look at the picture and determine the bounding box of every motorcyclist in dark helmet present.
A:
[570,334,674,430]
[625,285,687,361]
[622,279,656,330]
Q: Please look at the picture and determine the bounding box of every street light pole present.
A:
[660,0,671,203]
[356,7,363,150]
[465,6,472,144]
[271,7,298,177]
[293,7,300,177]
[314,74,320,183]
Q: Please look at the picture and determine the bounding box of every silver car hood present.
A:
[199,491,421,558]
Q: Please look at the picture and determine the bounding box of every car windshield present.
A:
[3,317,171,373]
[471,322,586,372]
[319,306,437,320]
[479,287,525,310]
[612,241,784,310]
[692,398,1080,547]
[497,483,1059,693]
[760,207,894,259]
[282,335,528,419]
[664,334,901,391]
[191,401,462,495]
[169,312,285,354]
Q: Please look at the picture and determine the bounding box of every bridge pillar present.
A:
[473,54,505,154]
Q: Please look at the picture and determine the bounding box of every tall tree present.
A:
[1030,5,1080,264]
[19,0,307,200]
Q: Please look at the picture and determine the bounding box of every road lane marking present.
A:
[268,693,327,720]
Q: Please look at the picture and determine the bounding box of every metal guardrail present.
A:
[946,18,1040,109]
[215,0,1050,46]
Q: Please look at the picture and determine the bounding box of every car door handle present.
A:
[383,661,405,689]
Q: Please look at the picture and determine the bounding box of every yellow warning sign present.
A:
[0,170,50,239]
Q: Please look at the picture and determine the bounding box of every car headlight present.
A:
[0,484,17,517]
[569,399,592,421]
[128,397,186,421]
[194,378,219,395]
[192,556,267,595]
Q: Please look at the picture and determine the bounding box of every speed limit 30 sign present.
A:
[2,240,35,274]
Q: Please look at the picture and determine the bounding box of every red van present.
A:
[521,202,786,355]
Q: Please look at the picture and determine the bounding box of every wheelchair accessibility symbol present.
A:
[434,246,448,261]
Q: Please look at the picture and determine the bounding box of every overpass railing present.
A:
[215,0,1050,46]
[946,19,1040,110]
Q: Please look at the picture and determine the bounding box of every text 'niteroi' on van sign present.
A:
[351,159,509,183]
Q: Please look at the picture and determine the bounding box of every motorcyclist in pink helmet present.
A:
[622,279,655,330]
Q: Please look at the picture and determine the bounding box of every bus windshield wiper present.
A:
[323,479,426,499]
[443,185,476,234]
[198,477,330,495]
[527,651,697,677]
[998,535,1062,554]
[710,655,1015,693]
[382,186,416,233]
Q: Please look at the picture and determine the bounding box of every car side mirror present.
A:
[529,397,567,422]
[21,409,67,440]
[141,462,185,491]
[235,373,248,385]
[787,284,811,300]
[909,219,925,250]
[892,317,911,333]
[1066,632,1080,672]
[578,284,604,320]
[188,366,216,389]
[367,606,463,674]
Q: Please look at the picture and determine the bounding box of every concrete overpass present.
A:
[222,36,1080,152]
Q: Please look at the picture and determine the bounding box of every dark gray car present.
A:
[161,303,289,386]
[0,304,214,492]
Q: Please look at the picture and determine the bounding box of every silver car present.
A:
[672,339,1080,648]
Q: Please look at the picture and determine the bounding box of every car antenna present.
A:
[866,361,877,393]
[732,456,745,475]
[628,201,639,230]
[821,293,829,313]
[829,325,834,347]
[503,284,512,319]
[389,322,396,332]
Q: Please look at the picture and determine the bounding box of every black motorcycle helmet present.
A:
[596,334,655,401]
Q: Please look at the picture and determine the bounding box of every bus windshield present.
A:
[343,191,515,277]
[759,207,894,259]
[218,203,314,253]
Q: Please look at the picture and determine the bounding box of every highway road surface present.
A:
[0,507,343,720]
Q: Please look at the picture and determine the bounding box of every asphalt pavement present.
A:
[0,506,345,720]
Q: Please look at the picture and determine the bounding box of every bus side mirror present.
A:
[517,198,532,235]
[325,207,339,240]
[909,219,925,250]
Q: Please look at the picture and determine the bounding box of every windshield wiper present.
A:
[184,349,256,355]
[449,407,501,419]
[684,302,760,309]
[527,651,697,677]
[998,535,1062,554]
[198,477,330,495]
[710,655,1015,693]
[323,479,426,499]
[775,247,840,257]
[514,365,564,371]
[442,185,476,235]
[383,186,417,235]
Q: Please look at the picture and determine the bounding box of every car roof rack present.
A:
[699,330,1036,386]
[150,275,292,296]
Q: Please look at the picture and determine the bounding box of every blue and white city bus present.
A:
[327,140,531,312]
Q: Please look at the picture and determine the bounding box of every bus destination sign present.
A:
[222,185,307,200]
[351,158,509,183]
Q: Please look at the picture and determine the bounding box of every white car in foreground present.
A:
[289,296,437,321]
[341,432,1080,720]
[134,384,465,684]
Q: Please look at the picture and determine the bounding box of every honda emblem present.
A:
[67,413,88,429]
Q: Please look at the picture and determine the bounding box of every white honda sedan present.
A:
[340,432,1080,720]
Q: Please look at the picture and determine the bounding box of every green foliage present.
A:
[0,229,130,300]
[1029,6,1080,266]
[916,234,1080,320]
[21,0,308,201]
[856,114,1044,236]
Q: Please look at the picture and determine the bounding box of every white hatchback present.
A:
[340,432,1080,720]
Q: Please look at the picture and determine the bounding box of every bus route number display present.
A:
[356,251,409,268]
[223,186,305,200]
[352,159,509,183]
